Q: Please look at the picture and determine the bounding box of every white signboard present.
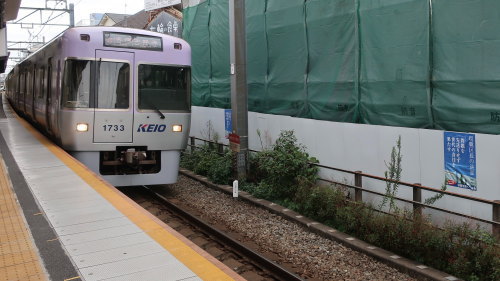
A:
[144,0,181,11]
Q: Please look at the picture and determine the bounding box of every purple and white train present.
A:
[5,26,191,186]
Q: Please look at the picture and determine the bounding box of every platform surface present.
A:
[0,95,242,281]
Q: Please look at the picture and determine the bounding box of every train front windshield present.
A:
[138,65,191,112]
[62,59,130,109]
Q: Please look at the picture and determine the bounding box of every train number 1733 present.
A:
[103,125,125,131]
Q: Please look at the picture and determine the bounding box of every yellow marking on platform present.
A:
[0,155,48,281]
[33,213,42,216]
[64,276,81,281]
[46,238,58,242]
[15,117,244,281]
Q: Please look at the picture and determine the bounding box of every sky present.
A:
[5,0,146,72]
[70,0,144,24]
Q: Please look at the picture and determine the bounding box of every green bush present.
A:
[181,145,233,185]
[208,149,233,185]
[295,184,347,225]
[254,130,318,200]
[335,205,498,281]
[440,223,500,281]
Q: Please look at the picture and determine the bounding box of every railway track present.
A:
[120,185,304,281]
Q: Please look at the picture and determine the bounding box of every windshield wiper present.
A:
[144,98,165,119]
[141,94,166,119]
[153,105,165,119]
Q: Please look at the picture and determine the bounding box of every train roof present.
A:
[12,26,190,70]
[66,26,185,41]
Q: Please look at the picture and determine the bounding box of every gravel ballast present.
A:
[162,175,421,281]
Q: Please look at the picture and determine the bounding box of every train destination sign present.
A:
[103,32,163,51]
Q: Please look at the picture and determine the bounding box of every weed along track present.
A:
[119,176,426,281]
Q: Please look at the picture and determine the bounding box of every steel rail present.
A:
[143,186,304,281]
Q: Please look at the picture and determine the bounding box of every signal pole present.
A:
[229,0,248,179]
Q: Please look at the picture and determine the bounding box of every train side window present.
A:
[38,68,45,99]
[31,66,37,100]
[47,59,52,97]
[19,73,24,94]
[62,59,91,108]
[27,70,32,98]
[96,61,129,109]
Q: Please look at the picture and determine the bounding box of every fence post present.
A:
[190,137,195,152]
[493,200,500,239]
[354,171,363,202]
[413,183,422,217]
[217,143,224,154]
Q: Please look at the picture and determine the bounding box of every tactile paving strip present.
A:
[0,155,48,281]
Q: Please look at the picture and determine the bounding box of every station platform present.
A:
[0,95,243,281]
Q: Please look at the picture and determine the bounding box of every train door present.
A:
[93,50,134,143]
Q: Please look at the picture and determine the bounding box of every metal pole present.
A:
[229,0,248,179]
[354,171,363,202]
[69,3,74,27]
[493,200,500,239]
[413,183,422,217]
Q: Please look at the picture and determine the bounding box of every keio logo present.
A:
[137,124,167,132]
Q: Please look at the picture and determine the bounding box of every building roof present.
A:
[114,10,149,29]
[105,13,129,23]
[98,13,130,26]
[113,7,183,30]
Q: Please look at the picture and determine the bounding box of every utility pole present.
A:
[229,0,248,179]
[69,3,74,27]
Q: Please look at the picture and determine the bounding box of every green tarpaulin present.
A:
[432,0,500,134]
[183,0,500,135]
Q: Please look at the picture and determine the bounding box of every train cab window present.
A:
[62,59,91,108]
[138,64,191,112]
[96,61,130,109]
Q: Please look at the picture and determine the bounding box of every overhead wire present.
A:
[30,0,66,42]
[7,0,70,66]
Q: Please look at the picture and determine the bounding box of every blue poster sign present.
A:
[225,109,232,138]
[444,132,477,191]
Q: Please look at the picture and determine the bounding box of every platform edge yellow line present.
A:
[14,116,242,281]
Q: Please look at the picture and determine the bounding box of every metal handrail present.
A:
[315,163,495,205]
[189,137,496,204]
[187,136,500,232]
[319,178,499,226]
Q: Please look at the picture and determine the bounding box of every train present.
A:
[5,26,191,186]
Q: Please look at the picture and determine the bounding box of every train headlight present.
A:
[76,123,89,132]
[172,125,182,132]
